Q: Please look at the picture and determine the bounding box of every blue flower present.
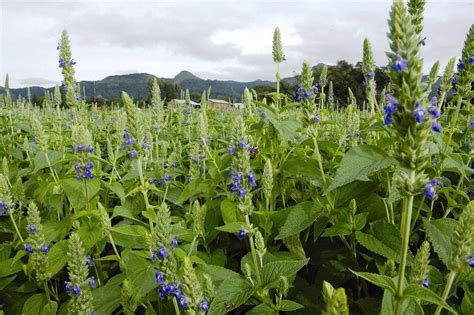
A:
[421,278,429,288]
[228,143,235,155]
[457,59,465,71]
[158,247,168,259]
[85,255,93,267]
[72,284,81,296]
[432,121,442,133]
[428,106,440,120]
[238,229,246,240]
[89,276,96,289]
[469,56,474,64]
[247,172,257,187]
[129,149,137,159]
[295,95,302,103]
[70,59,76,65]
[0,201,8,215]
[58,58,66,68]
[467,253,474,268]
[77,144,85,151]
[83,169,93,180]
[172,236,179,249]
[239,138,246,149]
[296,86,303,96]
[384,113,393,125]
[393,52,408,72]
[424,182,436,200]
[451,75,457,86]
[28,224,37,234]
[367,71,374,79]
[178,296,188,309]
[42,243,49,254]
[313,85,319,94]
[150,250,157,262]
[200,299,209,313]
[304,90,311,99]
[65,281,72,294]
[74,163,81,173]
[24,243,33,254]
[85,162,94,171]
[355,131,361,140]
[172,162,178,169]
[237,188,246,199]
[413,107,425,123]
[421,37,426,46]
[87,145,94,153]
[154,269,164,284]
[314,111,320,123]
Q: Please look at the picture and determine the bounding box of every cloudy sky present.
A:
[0,0,472,88]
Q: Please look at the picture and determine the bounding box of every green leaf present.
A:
[275,202,323,240]
[46,240,68,277]
[355,231,401,263]
[247,303,277,315]
[92,273,125,315]
[267,116,299,142]
[197,264,241,282]
[124,252,157,301]
[282,155,323,182]
[22,294,47,315]
[208,277,255,315]
[61,178,101,210]
[423,218,457,266]
[260,259,309,288]
[0,258,23,278]
[220,198,238,224]
[41,301,58,315]
[403,284,457,314]
[109,224,147,248]
[325,145,396,194]
[215,222,245,234]
[278,300,304,311]
[350,270,396,293]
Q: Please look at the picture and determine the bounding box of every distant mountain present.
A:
[0,71,278,101]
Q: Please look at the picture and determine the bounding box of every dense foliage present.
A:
[0,0,473,314]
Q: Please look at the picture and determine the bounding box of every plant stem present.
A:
[245,215,262,285]
[108,233,121,261]
[434,271,456,315]
[394,169,415,314]
[8,210,24,242]
[172,296,180,315]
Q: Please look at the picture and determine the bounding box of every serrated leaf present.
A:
[278,300,304,311]
[325,145,396,194]
[356,231,401,263]
[215,222,245,234]
[260,259,309,288]
[197,264,241,282]
[247,303,276,315]
[350,270,396,293]
[403,284,457,314]
[46,240,68,277]
[275,202,323,240]
[220,198,238,224]
[208,277,254,315]
[423,218,457,266]
[124,252,157,301]
[92,273,125,315]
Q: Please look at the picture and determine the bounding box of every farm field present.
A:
[0,0,473,314]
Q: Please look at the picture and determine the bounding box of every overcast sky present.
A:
[0,0,472,88]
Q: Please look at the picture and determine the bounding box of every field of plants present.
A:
[0,0,473,314]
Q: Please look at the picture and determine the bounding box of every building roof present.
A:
[209,98,230,104]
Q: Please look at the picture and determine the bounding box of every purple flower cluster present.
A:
[152,174,174,186]
[58,58,76,68]
[393,52,408,72]
[314,110,320,123]
[383,94,398,125]
[122,129,137,159]
[24,241,49,255]
[413,102,425,124]
[73,144,94,153]
[427,97,441,133]
[74,162,94,180]
[65,282,81,296]
[154,268,188,310]
[295,85,317,103]
[228,169,257,199]
[0,201,9,216]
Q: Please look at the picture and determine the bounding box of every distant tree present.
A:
[145,77,180,104]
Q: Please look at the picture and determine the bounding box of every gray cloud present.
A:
[16,77,57,86]
[1,0,472,87]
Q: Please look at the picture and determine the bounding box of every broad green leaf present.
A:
[275,202,323,240]
[423,218,457,266]
[197,264,241,282]
[0,258,23,278]
[267,116,299,142]
[355,231,401,263]
[282,155,323,183]
[124,252,157,301]
[208,277,255,315]
[247,303,276,315]
[403,284,457,314]
[220,198,238,224]
[41,301,58,315]
[325,145,396,194]
[92,273,125,315]
[22,293,47,315]
[278,300,304,311]
[109,224,147,248]
[350,270,396,293]
[46,240,68,277]
[62,178,101,210]
[215,222,245,234]
[260,259,309,288]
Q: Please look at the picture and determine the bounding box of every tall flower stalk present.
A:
[273,27,284,108]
